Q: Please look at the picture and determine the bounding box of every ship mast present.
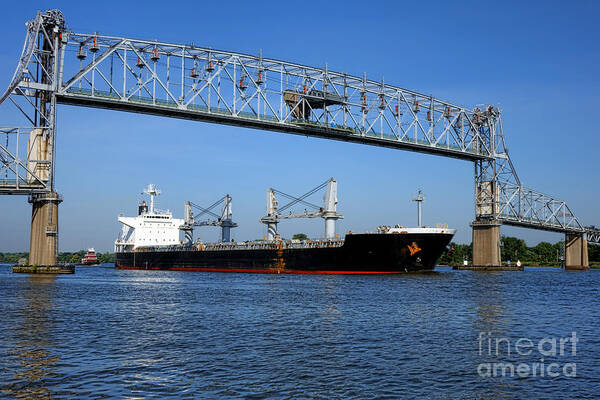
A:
[412,189,425,228]
[144,184,161,214]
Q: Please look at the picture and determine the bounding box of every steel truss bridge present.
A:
[0,10,598,243]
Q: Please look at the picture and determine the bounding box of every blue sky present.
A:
[0,0,599,252]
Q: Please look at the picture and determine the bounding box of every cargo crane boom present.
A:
[182,195,238,243]
[260,178,342,240]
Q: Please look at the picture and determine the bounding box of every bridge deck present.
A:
[56,90,488,162]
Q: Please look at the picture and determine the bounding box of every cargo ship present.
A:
[114,183,455,274]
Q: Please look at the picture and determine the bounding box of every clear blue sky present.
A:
[1,0,598,252]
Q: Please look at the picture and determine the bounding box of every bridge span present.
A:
[0,10,597,269]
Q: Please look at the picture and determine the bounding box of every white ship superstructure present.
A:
[114,184,184,252]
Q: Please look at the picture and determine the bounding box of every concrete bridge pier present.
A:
[471,219,502,268]
[12,192,72,273]
[16,192,67,272]
[565,233,589,270]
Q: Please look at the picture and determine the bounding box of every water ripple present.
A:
[0,265,598,398]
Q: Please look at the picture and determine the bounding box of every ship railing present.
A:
[285,240,345,249]
[200,242,281,251]
[130,239,346,252]
[199,240,345,251]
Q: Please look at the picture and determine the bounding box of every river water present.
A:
[0,264,598,399]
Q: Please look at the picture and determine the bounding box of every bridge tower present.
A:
[28,12,63,268]
[0,10,67,270]
[471,106,503,268]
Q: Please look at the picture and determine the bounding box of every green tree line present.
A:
[0,251,115,264]
[439,236,600,266]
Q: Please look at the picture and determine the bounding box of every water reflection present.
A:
[468,273,515,399]
[320,276,342,323]
[5,275,59,399]
[470,273,508,334]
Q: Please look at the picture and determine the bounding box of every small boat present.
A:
[80,248,100,266]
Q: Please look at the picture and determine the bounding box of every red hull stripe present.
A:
[115,266,412,274]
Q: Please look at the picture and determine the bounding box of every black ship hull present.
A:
[115,232,454,274]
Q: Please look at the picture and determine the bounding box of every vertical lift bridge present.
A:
[0,10,597,269]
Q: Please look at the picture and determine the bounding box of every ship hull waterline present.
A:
[115,233,454,274]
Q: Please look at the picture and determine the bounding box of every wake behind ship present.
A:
[114,182,455,273]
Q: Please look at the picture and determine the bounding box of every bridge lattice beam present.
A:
[586,229,600,244]
[51,32,493,161]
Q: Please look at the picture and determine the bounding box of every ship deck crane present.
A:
[260,178,342,240]
[182,195,238,244]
